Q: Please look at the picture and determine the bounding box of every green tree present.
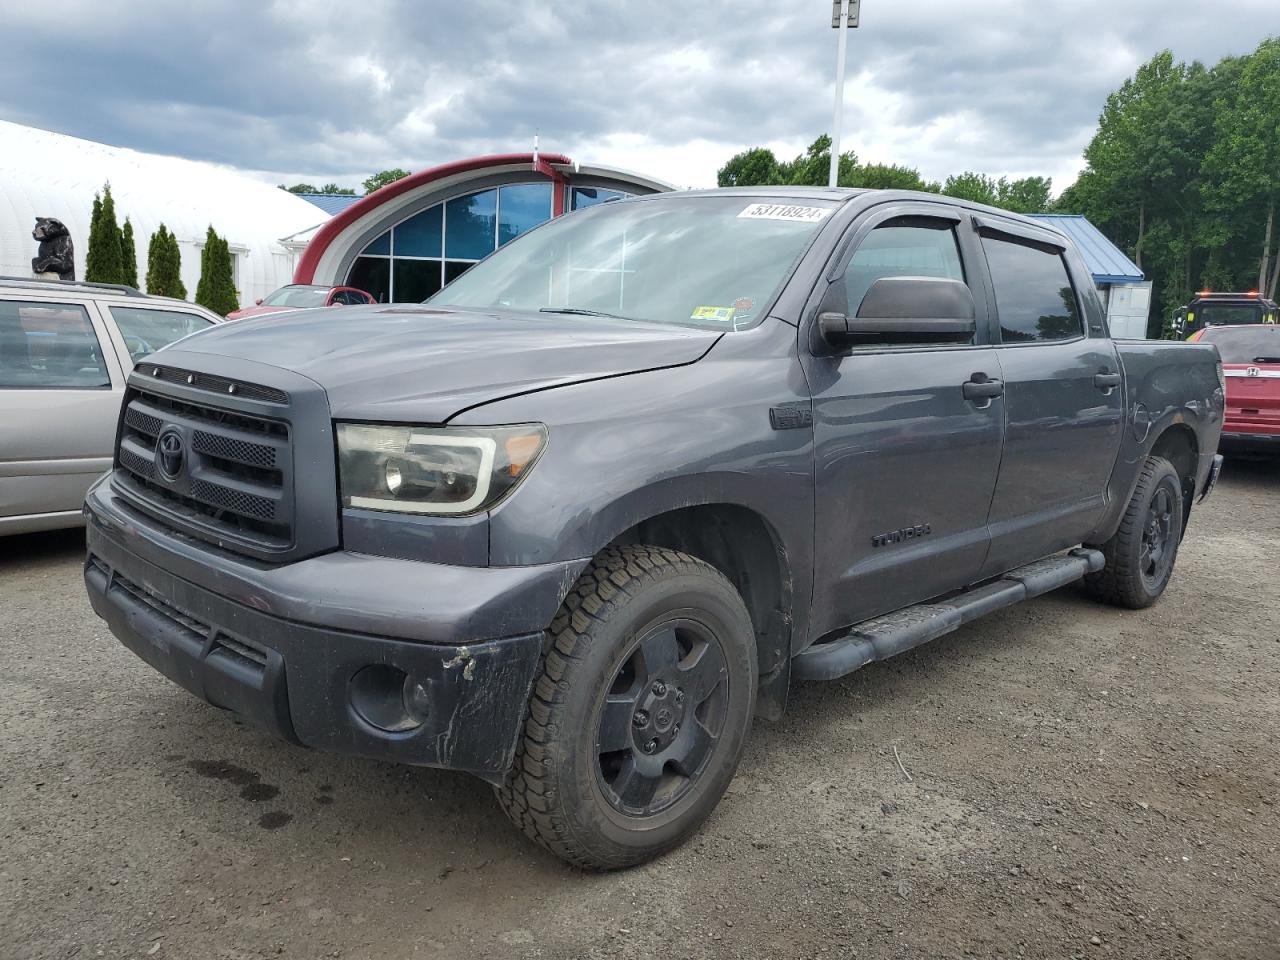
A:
[941,171,999,205]
[363,168,411,194]
[120,217,139,288]
[780,135,859,186]
[279,183,356,195]
[996,176,1054,213]
[849,163,940,192]
[146,224,187,299]
[1203,38,1280,298]
[195,226,238,316]
[85,184,124,284]
[717,147,783,187]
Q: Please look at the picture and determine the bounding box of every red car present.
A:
[1192,324,1280,455]
[226,284,375,321]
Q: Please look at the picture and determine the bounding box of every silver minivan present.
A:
[1,278,224,536]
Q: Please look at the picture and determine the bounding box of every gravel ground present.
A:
[2,459,1278,960]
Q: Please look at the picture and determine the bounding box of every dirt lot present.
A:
[2,460,1278,960]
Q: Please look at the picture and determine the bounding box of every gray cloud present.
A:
[0,0,1272,191]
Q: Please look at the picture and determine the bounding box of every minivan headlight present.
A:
[336,423,546,515]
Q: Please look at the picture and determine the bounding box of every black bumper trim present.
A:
[85,527,544,779]
[1220,431,1280,451]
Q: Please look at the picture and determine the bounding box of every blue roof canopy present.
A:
[297,193,364,216]
[1031,214,1144,285]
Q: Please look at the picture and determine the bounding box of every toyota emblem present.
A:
[156,429,185,480]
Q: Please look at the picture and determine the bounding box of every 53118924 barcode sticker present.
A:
[737,203,832,223]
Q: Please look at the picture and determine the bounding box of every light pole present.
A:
[828,0,861,188]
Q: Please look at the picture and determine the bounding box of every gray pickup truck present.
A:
[83,188,1224,869]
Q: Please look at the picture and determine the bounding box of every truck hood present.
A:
[172,304,722,422]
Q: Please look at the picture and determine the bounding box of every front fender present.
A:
[454,321,816,636]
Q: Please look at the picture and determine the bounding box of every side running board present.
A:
[792,548,1104,682]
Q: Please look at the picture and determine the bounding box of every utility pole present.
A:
[829,0,861,188]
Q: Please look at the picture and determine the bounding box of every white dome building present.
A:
[0,120,328,308]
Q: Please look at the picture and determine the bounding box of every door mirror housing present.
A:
[818,276,976,351]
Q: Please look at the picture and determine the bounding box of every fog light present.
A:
[402,675,431,724]
[349,664,427,732]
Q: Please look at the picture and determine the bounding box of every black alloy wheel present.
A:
[1139,483,1176,587]
[594,618,729,817]
[495,545,756,870]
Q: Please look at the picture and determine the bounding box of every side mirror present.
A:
[254,298,263,306]
[818,276,976,351]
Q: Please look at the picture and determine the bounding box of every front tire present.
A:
[495,545,756,870]
[1083,455,1184,609]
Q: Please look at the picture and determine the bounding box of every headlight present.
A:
[336,423,547,515]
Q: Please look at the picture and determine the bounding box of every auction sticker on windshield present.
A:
[691,306,736,322]
[737,203,832,223]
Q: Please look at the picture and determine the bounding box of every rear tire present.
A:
[1083,455,1184,609]
[495,545,756,870]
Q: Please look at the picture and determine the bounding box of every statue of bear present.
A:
[32,217,75,281]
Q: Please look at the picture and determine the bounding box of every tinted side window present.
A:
[109,306,213,364]
[0,300,110,389]
[982,235,1082,343]
[844,222,966,316]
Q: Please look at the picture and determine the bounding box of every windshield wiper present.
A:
[539,307,633,321]
[1253,356,1280,364]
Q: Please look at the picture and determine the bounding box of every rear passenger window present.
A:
[0,299,110,389]
[981,235,1082,343]
[109,305,213,364]
[844,221,966,316]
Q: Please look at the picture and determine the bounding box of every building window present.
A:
[570,187,627,210]
[348,183,556,303]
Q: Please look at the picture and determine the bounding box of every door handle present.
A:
[1094,371,1122,391]
[962,377,1004,402]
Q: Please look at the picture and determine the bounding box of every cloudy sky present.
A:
[0,0,1273,195]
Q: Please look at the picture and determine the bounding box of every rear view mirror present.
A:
[818,276,976,351]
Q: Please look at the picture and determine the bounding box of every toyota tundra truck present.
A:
[83,188,1225,870]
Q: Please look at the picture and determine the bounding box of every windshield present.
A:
[430,196,837,330]
[1196,303,1264,327]
[1200,325,1280,364]
[263,285,329,308]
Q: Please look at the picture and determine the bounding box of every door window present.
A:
[982,235,1082,343]
[0,300,111,388]
[843,220,966,318]
[108,305,214,364]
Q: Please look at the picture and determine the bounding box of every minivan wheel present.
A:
[495,545,756,870]
[1083,455,1184,609]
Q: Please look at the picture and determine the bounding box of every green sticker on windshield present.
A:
[691,306,735,322]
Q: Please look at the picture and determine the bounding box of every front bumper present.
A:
[83,478,587,779]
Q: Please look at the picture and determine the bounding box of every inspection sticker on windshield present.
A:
[737,203,831,223]
[691,305,736,323]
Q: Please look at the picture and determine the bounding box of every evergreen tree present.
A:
[120,218,139,288]
[195,226,238,316]
[85,187,126,284]
[146,224,187,299]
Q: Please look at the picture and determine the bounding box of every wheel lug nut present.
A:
[632,711,648,727]
[673,690,684,705]
[652,681,666,696]
[643,739,658,754]
[672,723,680,735]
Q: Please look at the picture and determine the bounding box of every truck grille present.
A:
[113,383,294,555]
